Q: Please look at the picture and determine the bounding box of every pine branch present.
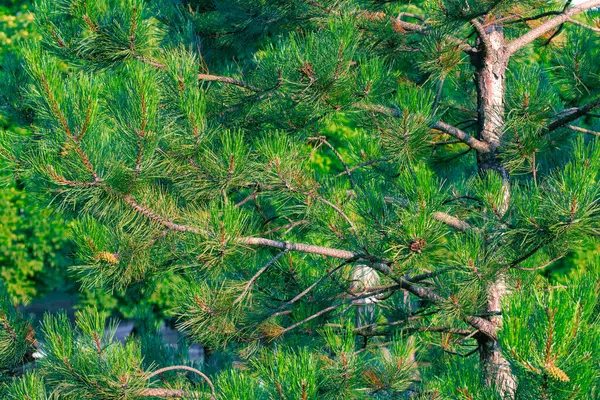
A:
[506,0,600,55]
[512,255,564,271]
[311,136,356,189]
[259,220,308,236]
[567,124,600,136]
[432,212,474,232]
[121,195,202,234]
[567,17,600,32]
[431,121,491,153]
[335,158,389,177]
[470,19,493,50]
[40,76,100,181]
[359,104,490,152]
[145,365,216,399]
[138,388,203,398]
[275,285,400,337]
[270,260,353,318]
[133,55,261,92]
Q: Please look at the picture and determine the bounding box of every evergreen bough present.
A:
[1,0,600,398]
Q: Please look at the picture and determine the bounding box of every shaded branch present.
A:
[567,17,600,32]
[234,250,287,304]
[545,99,600,134]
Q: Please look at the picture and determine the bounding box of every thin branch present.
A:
[138,388,198,398]
[359,104,490,152]
[269,260,352,318]
[40,76,99,181]
[121,195,202,234]
[197,73,261,92]
[313,136,356,189]
[259,220,308,236]
[335,158,388,177]
[234,250,287,304]
[145,365,216,399]
[276,285,399,336]
[506,0,600,54]
[432,77,445,111]
[567,17,600,32]
[315,195,357,231]
[442,346,480,358]
[397,12,424,22]
[513,255,564,271]
[407,267,457,283]
[567,124,600,136]
[238,237,354,260]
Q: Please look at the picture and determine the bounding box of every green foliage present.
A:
[0,286,36,374]
[0,188,74,304]
[1,0,600,398]
[501,273,600,399]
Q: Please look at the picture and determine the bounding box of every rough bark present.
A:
[471,23,518,398]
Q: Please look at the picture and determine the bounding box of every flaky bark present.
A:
[471,22,517,398]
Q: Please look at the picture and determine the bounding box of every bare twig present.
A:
[313,136,356,188]
[134,54,261,92]
[567,17,600,32]
[234,250,287,304]
[567,124,600,136]
[145,365,216,399]
[513,255,564,271]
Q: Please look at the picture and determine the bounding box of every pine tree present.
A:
[1,0,600,398]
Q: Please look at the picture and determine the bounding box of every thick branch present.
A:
[506,0,600,54]
[432,211,473,232]
[431,121,491,153]
[471,19,493,50]
[360,104,490,152]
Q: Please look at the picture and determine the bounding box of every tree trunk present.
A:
[472,25,518,399]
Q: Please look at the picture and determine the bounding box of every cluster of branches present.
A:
[0,0,600,398]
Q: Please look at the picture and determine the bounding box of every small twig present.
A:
[134,55,261,92]
[335,158,388,177]
[313,136,356,189]
[567,17,600,32]
[567,124,600,136]
[259,220,308,236]
[145,365,216,399]
[269,259,354,317]
[234,250,287,304]
[513,255,564,271]
[314,195,357,232]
